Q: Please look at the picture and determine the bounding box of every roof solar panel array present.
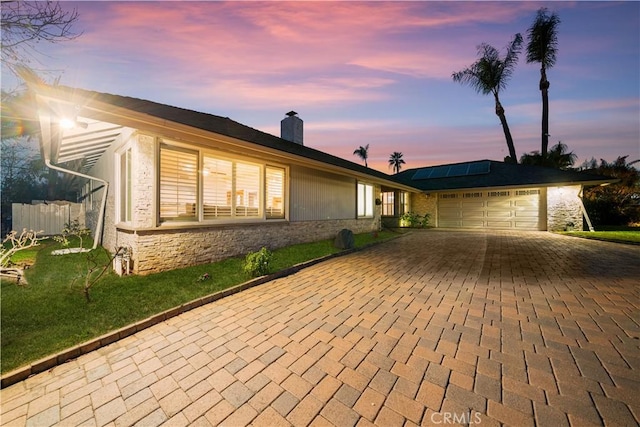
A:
[411,160,491,180]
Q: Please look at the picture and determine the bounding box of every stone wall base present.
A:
[116,218,379,275]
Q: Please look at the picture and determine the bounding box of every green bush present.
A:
[243,247,273,277]
[400,212,430,228]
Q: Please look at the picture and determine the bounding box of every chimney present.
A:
[281,111,303,145]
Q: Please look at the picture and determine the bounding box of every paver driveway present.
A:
[1,230,639,427]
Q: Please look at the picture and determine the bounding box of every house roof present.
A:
[31,84,417,191]
[394,159,615,192]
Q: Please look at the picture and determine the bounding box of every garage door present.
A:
[438,189,543,230]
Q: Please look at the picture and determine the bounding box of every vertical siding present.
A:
[290,165,355,221]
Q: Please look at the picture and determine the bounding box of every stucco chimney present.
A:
[281,111,303,145]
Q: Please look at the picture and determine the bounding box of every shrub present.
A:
[400,212,430,228]
[52,219,91,249]
[243,247,273,277]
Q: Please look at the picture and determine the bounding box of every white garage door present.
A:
[438,188,543,230]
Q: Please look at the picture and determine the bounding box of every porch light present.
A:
[59,118,88,130]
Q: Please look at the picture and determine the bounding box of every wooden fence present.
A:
[11,202,85,236]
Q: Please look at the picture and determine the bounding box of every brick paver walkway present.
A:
[2,231,639,426]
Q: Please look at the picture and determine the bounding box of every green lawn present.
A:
[1,230,399,374]
[558,228,640,244]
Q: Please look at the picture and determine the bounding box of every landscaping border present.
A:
[1,232,408,389]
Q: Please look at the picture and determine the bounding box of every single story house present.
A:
[29,83,613,274]
[393,160,614,232]
[30,83,418,275]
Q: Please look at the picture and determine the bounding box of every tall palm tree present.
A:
[353,144,369,167]
[526,8,561,158]
[388,152,405,174]
[453,33,523,163]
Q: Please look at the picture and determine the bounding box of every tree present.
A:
[388,152,406,174]
[353,144,369,167]
[453,34,523,163]
[526,8,561,157]
[520,141,576,170]
[581,156,640,226]
[1,90,83,233]
[1,1,81,79]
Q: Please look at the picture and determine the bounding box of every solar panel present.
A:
[429,166,449,178]
[447,164,469,177]
[411,160,491,180]
[467,161,491,175]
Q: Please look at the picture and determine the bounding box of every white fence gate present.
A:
[11,202,85,236]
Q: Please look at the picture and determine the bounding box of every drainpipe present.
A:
[578,187,595,232]
[44,159,109,250]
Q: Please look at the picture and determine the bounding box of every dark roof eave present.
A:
[32,84,420,192]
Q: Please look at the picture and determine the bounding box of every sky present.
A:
[3,1,639,173]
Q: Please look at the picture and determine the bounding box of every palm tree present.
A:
[453,33,523,163]
[520,141,576,170]
[526,8,561,158]
[388,152,405,174]
[353,144,369,167]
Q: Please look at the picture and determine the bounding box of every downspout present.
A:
[44,159,109,250]
[578,186,595,232]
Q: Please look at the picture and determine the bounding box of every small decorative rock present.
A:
[334,229,354,249]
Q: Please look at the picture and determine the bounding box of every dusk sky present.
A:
[4,1,639,173]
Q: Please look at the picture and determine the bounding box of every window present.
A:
[440,193,459,199]
[515,189,540,196]
[266,167,285,219]
[357,182,374,218]
[202,157,232,218]
[159,143,286,223]
[463,192,482,198]
[234,162,261,217]
[400,192,409,215]
[488,191,510,197]
[381,192,394,216]
[119,148,132,222]
[160,145,198,221]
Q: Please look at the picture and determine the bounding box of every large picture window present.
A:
[357,182,374,218]
[159,143,286,223]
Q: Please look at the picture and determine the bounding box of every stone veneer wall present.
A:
[547,185,583,231]
[119,218,379,275]
[410,192,437,226]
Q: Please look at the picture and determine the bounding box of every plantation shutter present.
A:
[234,162,260,217]
[159,146,198,221]
[202,156,232,218]
[266,167,285,219]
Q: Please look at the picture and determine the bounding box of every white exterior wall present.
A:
[100,135,381,275]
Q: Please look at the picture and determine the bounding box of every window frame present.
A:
[399,191,409,216]
[381,191,395,216]
[116,146,133,224]
[357,182,375,218]
[158,141,288,225]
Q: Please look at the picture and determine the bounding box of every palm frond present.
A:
[526,8,561,67]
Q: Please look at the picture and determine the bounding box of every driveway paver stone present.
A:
[2,230,639,426]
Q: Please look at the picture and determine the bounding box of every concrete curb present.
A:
[1,232,408,389]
